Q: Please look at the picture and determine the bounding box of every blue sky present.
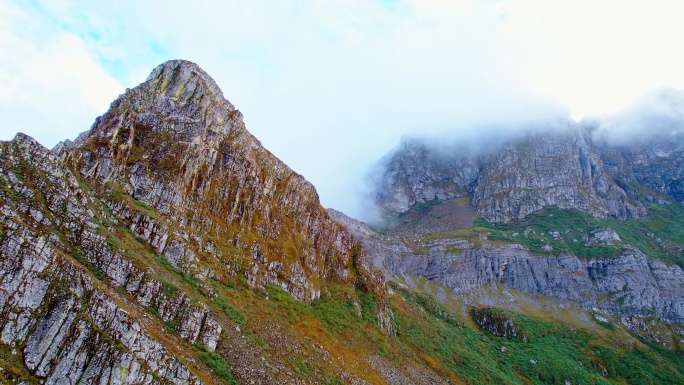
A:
[2,0,684,219]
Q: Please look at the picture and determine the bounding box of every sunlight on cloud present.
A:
[498,0,684,119]
[3,0,683,218]
[0,2,123,148]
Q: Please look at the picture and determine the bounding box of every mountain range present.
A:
[1,60,683,384]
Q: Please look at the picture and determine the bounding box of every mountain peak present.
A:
[12,132,42,148]
[74,58,244,155]
[145,59,229,108]
[59,59,386,305]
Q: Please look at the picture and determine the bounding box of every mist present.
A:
[3,1,684,222]
[588,87,684,146]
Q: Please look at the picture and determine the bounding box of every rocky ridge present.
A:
[373,119,684,224]
[1,134,218,384]
[63,60,382,303]
[333,209,684,345]
[0,60,392,384]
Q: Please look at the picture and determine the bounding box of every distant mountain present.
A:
[363,91,684,349]
[372,104,684,225]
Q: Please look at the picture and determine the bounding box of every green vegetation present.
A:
[196,349,239,385]
[395,199,444,219]
[415,202,683,265]
[604,203,684,266]
[475,203,684,266]
[71,253,106,280]
[212,294,246,328]
[165,320,176,332]
[475,208,622,258]
[391,286,684,385]
[219,280,684,384]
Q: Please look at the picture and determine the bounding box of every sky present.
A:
[2,0,684,219]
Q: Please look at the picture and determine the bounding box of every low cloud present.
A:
[0,2,123,148]
[3,0,684,221]
[589,87,684,145]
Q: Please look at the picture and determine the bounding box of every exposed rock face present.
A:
[1,60,389,383]
[372,120,684,223]
[593,127,684,202]
[373,138,480,216]
[394,243,683,323]
[334,210,684,329]
[472,308,522,340]
[63,59,380,303]
[1,134,213,383]
[472,127,643,223]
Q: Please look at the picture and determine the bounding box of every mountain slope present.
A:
[2,61,684,385]
[363,100,684,349]
[63,60,380,303]
[0,60,394,384]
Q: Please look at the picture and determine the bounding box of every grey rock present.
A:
[380,239,684,324]
[371,121,684,223]
[334,210,684,331]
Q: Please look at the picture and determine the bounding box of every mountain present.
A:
[373,95,683,226]
[1,61,684,384]
[0,60,394,384]
[60,60,383,304]
[373,122,647,225]
[364,99,684,345]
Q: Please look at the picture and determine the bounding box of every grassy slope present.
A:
[412,202,684,267]
[3,143,684,384]
[391,286,684,385]
[478,203,684,266]
[206,278,684,384]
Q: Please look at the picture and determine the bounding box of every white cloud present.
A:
[497,0,684,118]
[0,1,123,148]
[2,0,684,219]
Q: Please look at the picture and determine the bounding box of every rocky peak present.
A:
[11,132,44,151]
[0,59,396,384]
[372,122,651,224]
[80,60,241,157]
[58,59,385,303]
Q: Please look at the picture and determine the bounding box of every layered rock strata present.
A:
[374,122,684,223]
[1,60,389,383]
[332,210,684,336]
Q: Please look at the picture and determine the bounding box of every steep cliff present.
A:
[62,60,379,303]
[1,133,220,383]
[0,60,393,384]
[591,124,684,203]
[372,118,684,224]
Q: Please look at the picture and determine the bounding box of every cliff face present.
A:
[472,126,643,223]
[384,242,683,324]
[63,60,378,303]
[594,128,684,203]
[333,210,684,344]
[373,119,684,224]
[0,60,389,384]
[1,134,220,384]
